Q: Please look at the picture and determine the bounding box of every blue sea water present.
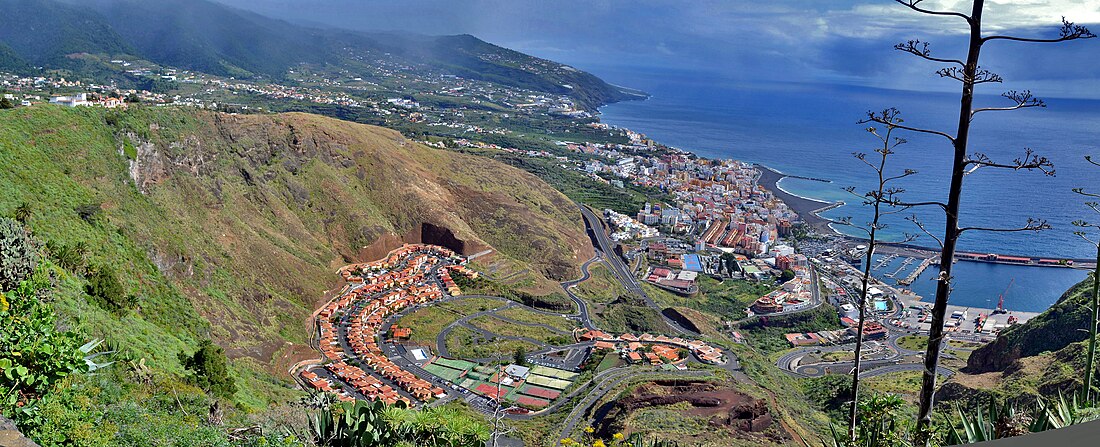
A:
[592,67,1094,311]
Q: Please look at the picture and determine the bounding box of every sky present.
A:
[216,0,1100,97]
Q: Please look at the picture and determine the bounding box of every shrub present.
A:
[804,375,854,419]
[0,217,40,292]
[45,240,88,273]
[84,265,135,313]
[0,271,87,429]
[74,203,102,222]
[309,398,488,446]
[179,340,237,400]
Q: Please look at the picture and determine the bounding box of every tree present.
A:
[513,346,528,366]
[720,252,739,276]
[85,264,135,313]
[1072,155,1100,402]
[869,1,1094,438]
[74,202,102,222]
[179,339,237,400]
[0,217,40,292]
[46,240,88,273]
[0,97,13,109]
[835,109,915,440]
[780,269,796,282]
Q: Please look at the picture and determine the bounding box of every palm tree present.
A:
[12,202,31,223]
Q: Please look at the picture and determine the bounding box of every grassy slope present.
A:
[935,277,1095,404]
[0,105,591,407]
[572,262,627,304]
[967,276,1093,372]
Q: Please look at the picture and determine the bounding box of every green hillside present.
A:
[931,275,1097,405]
[0,104,591,444]
[0,0,132,69]
[967,277,1094,373]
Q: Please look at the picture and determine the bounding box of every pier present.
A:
[885,257,915,279]
[873,254,898,271]
[838,239,1097,271]
[897,258,936,286]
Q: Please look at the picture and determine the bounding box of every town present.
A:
[296,244,730,418]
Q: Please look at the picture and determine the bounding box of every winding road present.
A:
[576,204,699,336]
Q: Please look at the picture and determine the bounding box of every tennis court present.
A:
[525,374,572,390]
[529,365,579,381]
[520,385,561,400]
[682,254,703,272]
[475,383,507,399]
[423,363,464,382]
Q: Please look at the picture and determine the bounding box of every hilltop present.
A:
[0,105,592,408]
[935,276,1096,402]
[0,0,636,109]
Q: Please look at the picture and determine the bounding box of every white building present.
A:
[49,93,90,107]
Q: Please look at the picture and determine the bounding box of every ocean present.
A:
[593,67,1094,312]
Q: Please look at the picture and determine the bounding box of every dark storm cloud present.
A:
[214,0,1099,96]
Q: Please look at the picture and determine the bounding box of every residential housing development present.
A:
[302,244,469,405]
[298,243,735,416]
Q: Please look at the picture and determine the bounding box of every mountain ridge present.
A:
[0,0,638,109]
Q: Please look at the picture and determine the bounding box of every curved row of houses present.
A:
[304,244,475,406]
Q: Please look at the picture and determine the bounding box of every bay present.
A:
[593,66,1094,310]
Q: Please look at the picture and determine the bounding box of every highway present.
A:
[576,203,699,336]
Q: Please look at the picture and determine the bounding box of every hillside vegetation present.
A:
[0,105,590,419]
[967,277,1094,373]
[932,276,1096,404]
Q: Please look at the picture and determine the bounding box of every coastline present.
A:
[598,98,843,236]
[754,164,840,234]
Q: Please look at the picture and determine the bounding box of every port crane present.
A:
[992,278,1014,314]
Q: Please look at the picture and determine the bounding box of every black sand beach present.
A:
[755,164,839,233]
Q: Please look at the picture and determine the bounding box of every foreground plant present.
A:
[0,267,87,430]
[836,108,917,440]
[870,2,1094,439]
[561,430,679,447]
[1071,155,1100,401]
[308,397,489,447]
[828,393,921,447]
